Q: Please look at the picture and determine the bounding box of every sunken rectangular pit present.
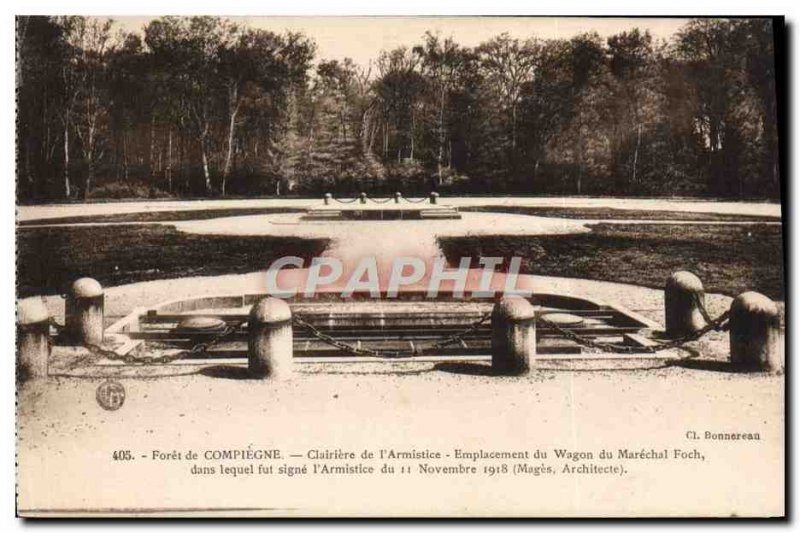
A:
[97,291,661,366]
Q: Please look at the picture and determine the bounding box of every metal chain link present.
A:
[403,197,430,204]
[48,293,730,366]
[366,197,394,204]
[694,292,716,325]
[49,317,244,367]
[645,310,730,351]
[331,195,431,204]
[292,312,492,359]
[536,316,646,354]
[538,298,730,355]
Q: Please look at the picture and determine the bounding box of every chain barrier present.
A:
[694,293,716,325]
[49,317,244,367]
[48,294,729,366]
[538,298,730,355]
[292,312,492,359]
[366,197,394,204]
[331,195,431,204]
[402,197,430,204]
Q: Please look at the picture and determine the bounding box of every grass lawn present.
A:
[439,223,785,300]
[17,225,329,297]
[18,207,304,226]
[461,205,779,222]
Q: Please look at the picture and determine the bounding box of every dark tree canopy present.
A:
[16,16,782,202]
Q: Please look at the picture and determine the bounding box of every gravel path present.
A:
[17,196,782,222]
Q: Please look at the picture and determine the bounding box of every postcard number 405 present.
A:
[112,450,134,461]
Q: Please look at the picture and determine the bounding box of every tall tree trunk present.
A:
[437,88,446,185]
[576,118,583,195]
[63,118,71,198]
[448,140,452,169]
[511,103,517,150]
[201,140,211,195]
[149,113,156,180]
[199,129,211,195]
[708,118,721,193]
[632,123,642,185]
[122,134,129,181]
[180,134,188,192]
[361,108,371,154]
[84,160,94,200]
[222,88,240,197]
[383,121,388,161]
[166,129,173,192]
[114,138,120,181]
[410,107,415,161]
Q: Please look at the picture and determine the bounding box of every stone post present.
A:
[324,193,332,205]
[359,192,367,204]
[665,271,706,337]
[394,192,402,204]
[729,292,782,372]
[17,298,51,381]
[491,296,536,374]
[249,297,293,379]
[430,191,439,204]
[65,277,104,346]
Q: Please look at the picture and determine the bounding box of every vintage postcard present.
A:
[15,15,785,517]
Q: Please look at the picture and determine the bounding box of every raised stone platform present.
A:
[302,202,461,221]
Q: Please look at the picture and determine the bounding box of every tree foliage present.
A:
[16,17,781,201]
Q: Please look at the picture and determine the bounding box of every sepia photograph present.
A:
[13,11,786,518]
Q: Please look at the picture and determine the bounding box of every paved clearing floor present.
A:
[17,196,782,222]
[17,358,784,517]
[16,198,785,517]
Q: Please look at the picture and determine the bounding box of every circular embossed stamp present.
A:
[96,380,126,411]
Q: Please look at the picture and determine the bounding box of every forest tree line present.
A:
[16,16,781,201]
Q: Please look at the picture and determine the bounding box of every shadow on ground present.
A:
[434,362,510,376]
[668,359,763,374]
[199,365,254,380]
[307,369,433,376]
[197,359,766,378]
